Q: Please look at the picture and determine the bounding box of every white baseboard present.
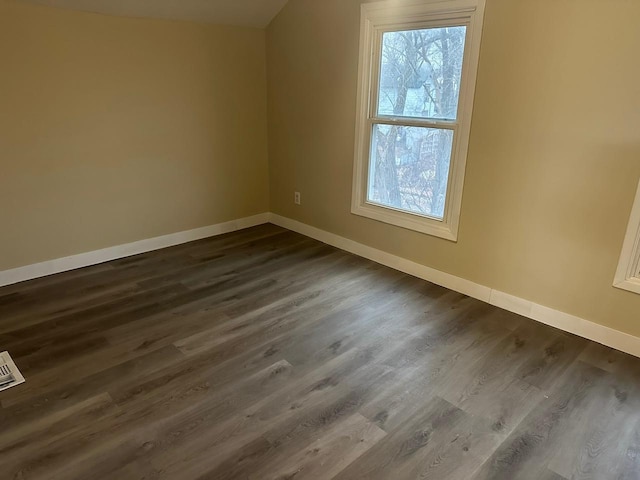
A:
[0,213,270,288]
[269,213,640,358]
[3,211,639,358]
[269,214,491,302]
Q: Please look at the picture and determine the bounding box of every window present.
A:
[351,0,486,240]
[614,180,640,294]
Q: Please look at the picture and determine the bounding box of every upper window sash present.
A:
[369,20,470,124]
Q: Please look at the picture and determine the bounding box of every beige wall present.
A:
[0,0,269,271]
[267,0,640,336]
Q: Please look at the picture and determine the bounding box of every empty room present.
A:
[2,0,640,478]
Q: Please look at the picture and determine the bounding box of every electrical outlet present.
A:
[294,192,301,205]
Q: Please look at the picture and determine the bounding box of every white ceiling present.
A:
[17,0,290,28]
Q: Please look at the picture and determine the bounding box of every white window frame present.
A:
[351,0,486,241]
[614,180,640,294]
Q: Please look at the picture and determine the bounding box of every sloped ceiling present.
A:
[16,0,290,27]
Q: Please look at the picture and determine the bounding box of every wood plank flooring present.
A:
[1,224,640,479]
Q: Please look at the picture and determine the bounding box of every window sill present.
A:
[614,277,640,295]
[351,202,458,241]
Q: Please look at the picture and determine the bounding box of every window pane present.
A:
[377,26,467,120]
[367,124,454,220]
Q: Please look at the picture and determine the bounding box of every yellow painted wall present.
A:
[0,0,269,270]
[266,0,640,336]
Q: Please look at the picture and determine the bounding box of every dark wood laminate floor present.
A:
[1,224,640,480]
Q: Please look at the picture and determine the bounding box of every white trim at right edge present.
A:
[614,179,640,295]
[270,213,640,358]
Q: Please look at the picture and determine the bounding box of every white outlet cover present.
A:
[0,351,25,392]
